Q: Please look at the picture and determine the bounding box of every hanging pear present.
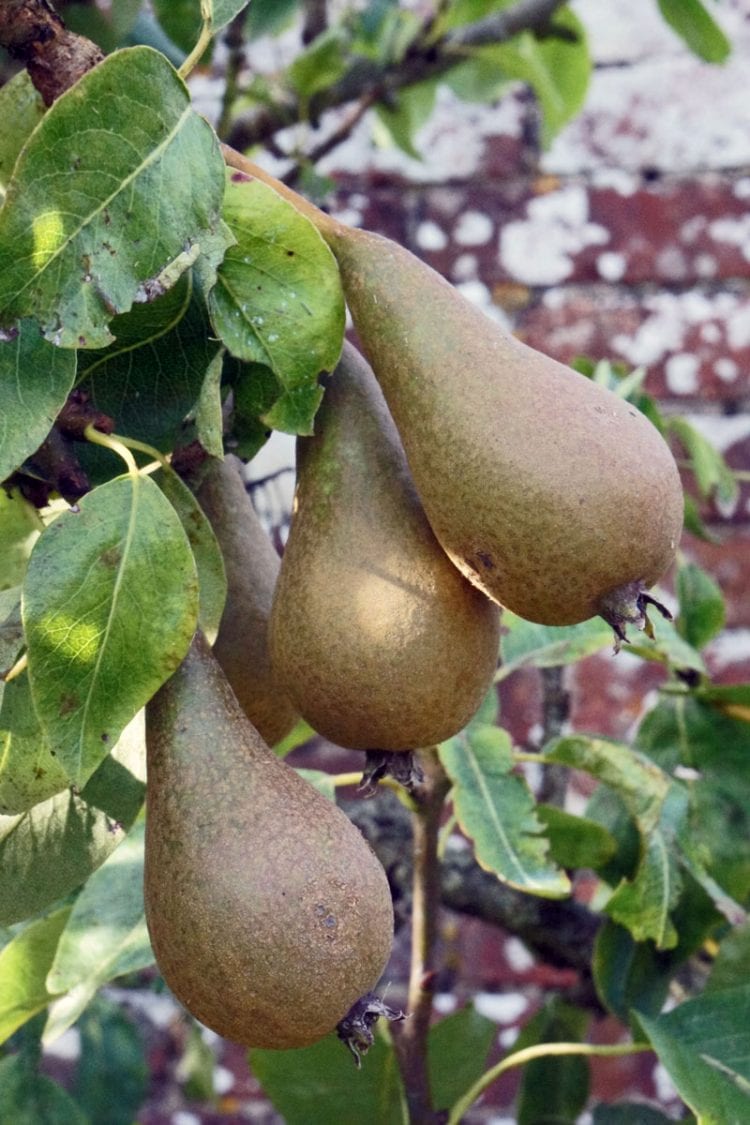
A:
[144,631,394,1049]
[193,455,298,746]
[321,225,683,633]
[269,340,500,752]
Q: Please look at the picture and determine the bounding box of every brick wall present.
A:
[249,0,750,738]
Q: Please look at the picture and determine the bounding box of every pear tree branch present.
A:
[225,0,570,152]
[390,751,453,1125]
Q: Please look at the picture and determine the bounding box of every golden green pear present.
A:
[321,226,684,633]
[144,631,394,1049]
[193,455,298,746]
[269,341,500,752]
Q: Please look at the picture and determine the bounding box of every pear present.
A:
[193,455,298,746]
[220,150,683,633]
[144,631,394,1049]
[269,340,500,752]
[320,225,684,631]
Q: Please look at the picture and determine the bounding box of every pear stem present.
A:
[391,749,451,1125]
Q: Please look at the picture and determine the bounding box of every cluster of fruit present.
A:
[143,187,684,1055]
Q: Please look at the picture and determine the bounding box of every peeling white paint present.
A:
[474,991,529,1024]
[499,185,609,285]
[665,352,700,394]
[597,251,627,281]
[451,252,478,281]
[415,220,448,251]
[700,322,722,344]
[714,357,739,382]
[455,279,512,328]
[332,207,363,229]
[591,168,639,196]
[505,936,535,972]
[214,1066,235,1095]
[694,253,718,278]
[733,177,750,200]
[709,215,750,261]
[546,1,750,176]
[726,306,750,349]
[655,245,689,281]
[680,216,707,244]
[612,303,686,366]
[454,210,494,246]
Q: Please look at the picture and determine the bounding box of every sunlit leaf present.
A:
[23,475,198,785]
[210,175,345,434]
[0,712,145,926]
[441,694,569,898]
[0,907,70,1045]
[0,48,226,348]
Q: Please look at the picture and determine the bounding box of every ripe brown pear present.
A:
[269,340,500,752]
[193,455,298,746]
[322,227,684,632]
[144,631,394,1049]
[319,226,683,631]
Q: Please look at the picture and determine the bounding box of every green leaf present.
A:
[0,1053,88,1125]
[667,417,738,506]
[374,81,438,159]
[273,717,317,757]
[440,696,570,898]
[249,1032,405,1124]
[0,586,23,666]
[247,0,301,38]
[544,737,685,946]
[515,998,590,1125]
[176,1022,216,1101]
[593,880,719,1025]
[459,9,590,147]
[706,921,750,994]
[210,175,345,434]
[152,0,201,53]
[428,1006,495,1112]
[536,804,617,871]
[592,1103,682,1124]
[625,610,705,675]
[191,349,225,458]
[72,996,147,1125]
[23,474,199,786]
[636,696,750,902]
[44,821,152,1043]
[657,0,731,63]
[605,825,682,948]
[0,72,45,199]
[0,670,70,815]
[544,736,670,826]
[0,490,43,591]
[0,322,78,482]
[287,28,349,98]
[154,467,227,645]
[76,273,223,464]
[294,768,336,802]
[676,561,725,650]
[0,907,71,1045]
[205,0,251,34]
[0,710,146,926]
[498,611,612,678]
[0,47,226,348]
[640,986,750,1121]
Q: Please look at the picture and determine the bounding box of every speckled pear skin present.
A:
[269,340,500,751]
[194,456,298,746]
[144,632,393,1049]
[324,226,684,627]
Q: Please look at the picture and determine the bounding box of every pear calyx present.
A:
[337,992,406,1068]
[597,580,673,652]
